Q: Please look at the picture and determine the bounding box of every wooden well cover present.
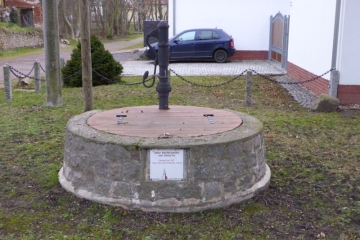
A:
[87,105,243,138]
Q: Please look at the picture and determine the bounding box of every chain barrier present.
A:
[9,65,36,80]
[62,70,82,81]
[249,68,335,85]
[92,69,155,86]
[169,68,249,88]
[39,63,46,73]
[4,65,154,86]
[5,64,335,88]
[169,68,334,87]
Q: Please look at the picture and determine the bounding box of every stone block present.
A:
[190,148,204,163]
[111,182,133,199]
[119,161,141,181]
[254,163,267,182]
[232,156,249,175]
[194,162,211,180]
[106,144,130,163]
[247,152,257,168]
[223,176,238,193]
[156,184,181,199]
[204,181,222,200]
[95,177,112,196]
[312,93,340,112]
[179,184,202,199]
[228,141,241,159]
[236,173,254,191]
[203,145,226,160]
[212,160,231,178]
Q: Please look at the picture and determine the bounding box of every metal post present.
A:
[34,60,41,92]
[245,71,252,107]
[268,15,273,61]
[4,65,12,102]
[156,21,171,110]
[329,70,340,98]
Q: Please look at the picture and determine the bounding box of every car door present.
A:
[195,30,219,58]
[170,30,196,59]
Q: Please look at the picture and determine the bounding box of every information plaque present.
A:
[149,149,184,180]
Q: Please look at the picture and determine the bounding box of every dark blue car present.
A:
[144,28,236,63]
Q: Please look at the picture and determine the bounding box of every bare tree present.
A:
[57,0,168,40]
[61,0,75,39]
[157,0,162,20]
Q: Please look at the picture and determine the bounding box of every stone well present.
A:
[59,106,270,212]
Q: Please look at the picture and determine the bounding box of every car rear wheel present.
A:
[214,49,228,63]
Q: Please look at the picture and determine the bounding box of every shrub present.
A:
[62,35,123,87]
[9,8,18,24]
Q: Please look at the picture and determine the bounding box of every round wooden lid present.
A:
[87,105,243,138]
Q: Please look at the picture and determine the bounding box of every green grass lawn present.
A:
[0,75,359,239]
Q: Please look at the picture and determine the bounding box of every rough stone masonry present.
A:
[59,110,271,212]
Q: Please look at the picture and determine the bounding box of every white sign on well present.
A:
[150,149,184,180]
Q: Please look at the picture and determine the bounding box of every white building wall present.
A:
[337,0,360,85]
[287,0,336,80]
[168,0,290,50]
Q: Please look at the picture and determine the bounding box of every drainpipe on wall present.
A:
[172,0,176,36]
[329,0,341,97]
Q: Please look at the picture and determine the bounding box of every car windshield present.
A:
[175,31,196,42]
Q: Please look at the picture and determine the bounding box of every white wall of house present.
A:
[287,0,337,81]
[168,0,290,50]
[337,0,360,85]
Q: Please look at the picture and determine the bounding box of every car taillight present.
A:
[229,39,234,49]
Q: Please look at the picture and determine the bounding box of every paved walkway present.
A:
[119,59,286,76]
[277,76,317,109]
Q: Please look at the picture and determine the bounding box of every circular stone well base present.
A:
[59,106,270,212]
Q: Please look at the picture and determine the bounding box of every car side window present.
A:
[177,31,196,41]
[212,31,220,39]
[198,30,220,40]
[198,31,213,40]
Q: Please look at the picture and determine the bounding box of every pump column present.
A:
[156,21,171,110]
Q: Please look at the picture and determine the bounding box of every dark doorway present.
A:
[20,8,34,27]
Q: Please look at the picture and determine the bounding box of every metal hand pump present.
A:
[143,21,171,110]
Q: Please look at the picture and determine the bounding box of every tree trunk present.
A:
[127,10,135,32]
[157,0,162,20]
[107,0,119,37]
[74,1,81,38]
[154,0,158,20]
[42,0,62,107]
[62,0,75,39]
[80,0,93,111]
